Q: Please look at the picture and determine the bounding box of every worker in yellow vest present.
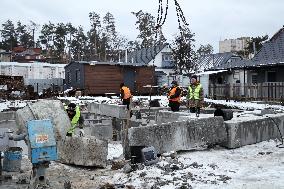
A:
[187,75,204,117]
[120,83,132,110]
[66,103,83,136]
[167,80,182,112]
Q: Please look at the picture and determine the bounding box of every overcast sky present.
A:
[1,0,284,52]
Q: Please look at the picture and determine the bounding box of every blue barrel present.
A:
[3,147,22,172]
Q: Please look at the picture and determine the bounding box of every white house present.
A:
[126,43,190,88]
[0,62,65,93]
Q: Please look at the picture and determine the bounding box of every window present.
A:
[251,73,257,84]
[67,71,71,84]
[75,69,80,82]
[267,71,276,82]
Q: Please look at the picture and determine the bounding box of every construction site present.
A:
[0,95,284,189]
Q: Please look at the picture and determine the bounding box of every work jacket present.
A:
[67,106,81,135]
[168,86,181,102]
[187,82,204,108]
[187,83,202,100]
[121,86,132,99]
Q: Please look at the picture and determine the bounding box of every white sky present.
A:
[1,0,284,52]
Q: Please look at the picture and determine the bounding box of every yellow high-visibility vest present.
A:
[188,84,202,100]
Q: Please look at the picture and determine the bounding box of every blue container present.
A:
[3,147,22,172]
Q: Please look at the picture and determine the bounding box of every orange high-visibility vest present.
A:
[121,86,132,99]
[168,87,181,102]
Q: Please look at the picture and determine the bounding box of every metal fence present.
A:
[209,82,284,101]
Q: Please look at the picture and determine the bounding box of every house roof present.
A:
[124,43,168,65]
[252,27,284,64]
[196,52,242,71]
[65,61,154,68]
[211,27,284,70]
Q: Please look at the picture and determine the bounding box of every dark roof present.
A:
[196,52,242,70]
[124,43,168,65]
[252,27,284,64]
[65,61,154,68]
[211,27,284,70]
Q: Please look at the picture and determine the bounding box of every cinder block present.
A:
[90,124,113,140]
[156,111,193,124]
[224,114,284,148]
[128,117,226,154]
[58,136,108,167]
[88,103,128,119]
[0,111,15,121]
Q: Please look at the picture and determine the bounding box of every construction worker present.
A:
[120,83,132,110]
[187,75,204,117]
[167,80,182,112]
[66,103,83,136]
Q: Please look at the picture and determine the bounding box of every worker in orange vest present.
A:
[120,83,132,110]
[167,80,182,112]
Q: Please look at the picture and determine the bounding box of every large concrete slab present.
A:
[88,103,128,119]
[156,111,215,124]
[224,114,284,148]
[0,120,17,130]
[128,117,226,154]
[58,136,108,167]
[15,100,70,141]
[0,111,15,121]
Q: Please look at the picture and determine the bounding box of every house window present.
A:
[75,69,80,82]
[67,71,71,84]
[251,74,257,84]
[267,71,276,82]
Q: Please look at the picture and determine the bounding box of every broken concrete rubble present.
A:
[58,136,108,167]
[128,117,226,154]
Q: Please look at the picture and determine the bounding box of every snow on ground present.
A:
[107,142,123,160]
[205,98,284,111]
[105,140,284,189]
[58,95,284,111]
[0,100,27,112]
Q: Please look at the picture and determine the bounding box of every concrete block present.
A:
[128,117,226,154]
[224,114,284,149]
[88,103,128,119]
[90,124,113,140]
[156,111,191,124]
[87,102,100,114]
[260,109,276,115]
[58,136,108,167]
[15,100,70,142]
[0,111,15,121]
[0,120,17,130]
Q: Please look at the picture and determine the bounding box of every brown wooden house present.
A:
[64,61,156,95]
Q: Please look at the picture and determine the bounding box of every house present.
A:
[206,26,284,101]
[12,47,46,62]
[195,52,243,96]
[64,61,155,95]
[125,43,190,87]
[0,62,65,93]
[0,50,11,62]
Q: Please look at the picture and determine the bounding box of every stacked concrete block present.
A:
[58,136,108,167]
[156,111,196,124]
[128,117,226,154]
[224,114,284,148]
[0,111,15,121]
[88,102,128,119]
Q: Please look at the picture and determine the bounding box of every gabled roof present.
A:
[124,43,168,65]
[252,27,284,65]
[211,27,284,70]
[196,52,242,71]
[65,61,153,69]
